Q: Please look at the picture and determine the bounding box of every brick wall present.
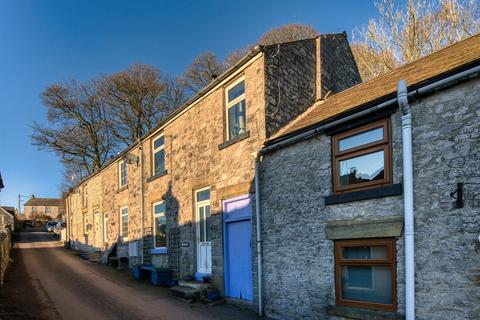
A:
[259,78,480,319]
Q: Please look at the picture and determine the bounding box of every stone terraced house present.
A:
[65,33,361,307]
[258,34,480,319]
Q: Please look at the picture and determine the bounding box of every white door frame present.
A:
[103,212,108,244]
[195,187,212,274]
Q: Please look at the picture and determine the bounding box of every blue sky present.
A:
[0,0,378,209]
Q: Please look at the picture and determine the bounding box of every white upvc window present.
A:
[119,159,127,188]
[225,77,246,140]
[152,134,165,176]
[152,201,167,248]
[119,206,128,238]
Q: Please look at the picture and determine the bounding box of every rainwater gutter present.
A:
[254,154,263,316]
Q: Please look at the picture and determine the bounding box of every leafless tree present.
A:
[256,23,319,46]
[352,0,480,80]
[99,64,170,145]
[223,47,251,69]
[180,52,224,94]
[161,75,188,111]
[32,80,115,177]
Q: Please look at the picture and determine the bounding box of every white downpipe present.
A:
[397,80,415,320]
[254,155,263,317]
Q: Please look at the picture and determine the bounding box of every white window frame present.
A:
[119,206,128,239]
[152,201,167,249]
[225,76,246,140]
[83,186,88,208]
[83,213,88,234]
[103,212,108,243]
[119,159,127,188]
[152,134,165,176]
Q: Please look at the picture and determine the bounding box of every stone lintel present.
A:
[326,216,404,240]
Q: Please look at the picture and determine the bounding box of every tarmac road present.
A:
[0,227,257,320]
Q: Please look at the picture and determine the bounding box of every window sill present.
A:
[327,306,404,320]
[218,131,250,150]
[150,247,168,255]
[325,184,402,205]
[146,170,168,183]
[117,185,128,193]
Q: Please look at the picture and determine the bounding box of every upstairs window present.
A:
[119,159,127,188]
[120,206,128,238]
[152,134,165,176]
[82,186,88,207]
[332,119,391,193]
[226,78,246,140]
[153,201,167,248]
[45,207,51,215]
[335,238,396,311]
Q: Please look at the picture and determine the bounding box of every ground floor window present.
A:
[120,206,128,238]
[153,201,167,248]
[334,238,396,311]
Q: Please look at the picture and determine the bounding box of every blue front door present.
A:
[223,195,253,301]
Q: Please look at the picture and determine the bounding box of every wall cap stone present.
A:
[326,216,404,240]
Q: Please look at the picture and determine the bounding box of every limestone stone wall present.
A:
[264,39,316,137]
[318,33,361,96]
[259,78,480,319]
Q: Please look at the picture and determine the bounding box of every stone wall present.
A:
[264,39,316,137]
[318,33,361,97]
[259,78,480,319]
[0,229,11,286]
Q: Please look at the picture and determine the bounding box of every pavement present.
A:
[0,227,258,320]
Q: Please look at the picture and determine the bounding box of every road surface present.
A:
[0,228,257,320]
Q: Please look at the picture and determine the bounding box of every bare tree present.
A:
[32,81,115,177]
[99,64,170,145]
[257,23,319,46]
[180,52,224,94]
[352,0,480,80]
[161,75,188,111]
[223,47,251,69]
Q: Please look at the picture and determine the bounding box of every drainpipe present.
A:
[139,139,145,264]
[254,154,263,317]
[397,80,415,320]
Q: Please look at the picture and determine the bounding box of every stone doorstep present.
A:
[178,280,209,291]
[170,285,200,300]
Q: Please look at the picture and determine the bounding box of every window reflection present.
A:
[339,151,384,186]
[339,127,383,151]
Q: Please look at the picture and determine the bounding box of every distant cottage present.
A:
[24,195,63,220]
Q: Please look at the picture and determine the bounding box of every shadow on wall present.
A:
[68,182,188,280]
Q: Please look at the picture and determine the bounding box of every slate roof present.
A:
[23,198,62,207]
[268,33,480,143]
